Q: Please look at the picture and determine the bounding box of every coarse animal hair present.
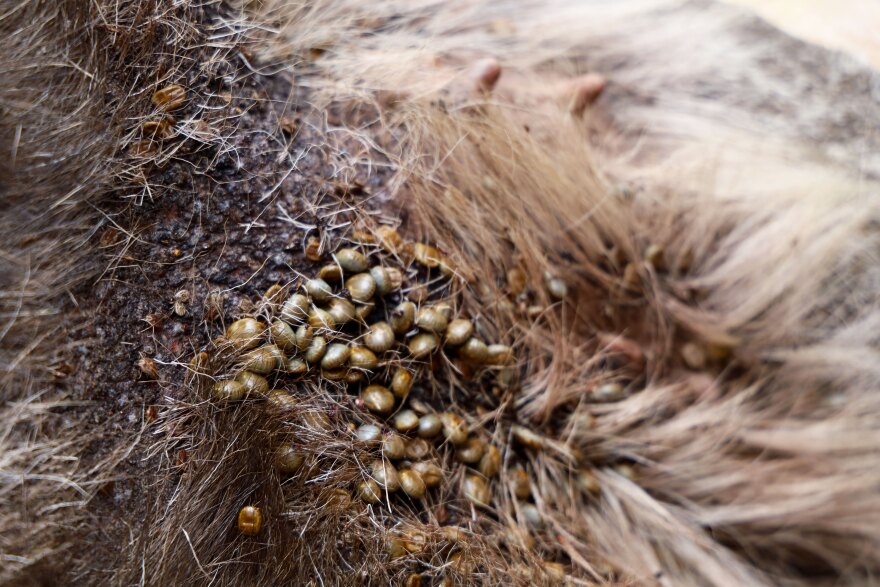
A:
[2,0,879,586]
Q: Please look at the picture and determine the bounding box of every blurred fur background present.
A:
[2,0,879,585]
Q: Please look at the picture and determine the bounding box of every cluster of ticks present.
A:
[194,225,577,584]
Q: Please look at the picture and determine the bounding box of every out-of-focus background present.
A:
[726,0,880,68]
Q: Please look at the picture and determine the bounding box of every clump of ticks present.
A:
[189,223,619,584]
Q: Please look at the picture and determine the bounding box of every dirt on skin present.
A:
[56,61,395,581]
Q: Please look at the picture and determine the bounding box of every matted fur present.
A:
[2,0,879,585]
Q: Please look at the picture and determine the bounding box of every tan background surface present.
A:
[726,0,880,68]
